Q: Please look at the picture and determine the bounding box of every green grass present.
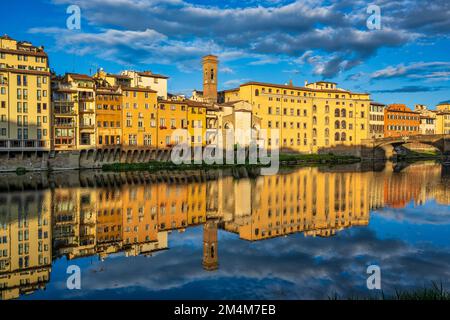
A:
[15,167,28,175]
[102,153,361,172]
[329,283,450,300]
[396,149,442,161]
[278,153,360,163]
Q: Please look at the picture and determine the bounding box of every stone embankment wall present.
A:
[0,148,173,172]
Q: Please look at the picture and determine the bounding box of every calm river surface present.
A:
[0,161,449,300]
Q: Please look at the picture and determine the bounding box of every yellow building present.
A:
[0,191,52,300]
[222,80,371,153]
[51,73,96,150]
[208,168,370,241]
[157,100,189,148]
[122,87,158,148]
[436,101,450,112]
[187,101,207,146]
[435,111,450,134]
[0,35,51,151]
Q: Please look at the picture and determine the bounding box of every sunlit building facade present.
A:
[221,81,371,152]
[0,35,51,151]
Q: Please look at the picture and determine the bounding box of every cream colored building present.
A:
[207,100,261,149]
[415,105,436,135]
[51,73,96,150]
[121,70,168,99]
[0,35,51,151]
[369,102,385,139]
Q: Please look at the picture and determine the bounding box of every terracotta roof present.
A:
[219,88,239,93]
[240,81,369,95]
[67,73,94,81]
[371,101,386,106]
[122,86,157,93]
[108,73,131,79]
[0,34,14,40]
[219,100,245,107]
[137,71,169,79]
[0,67,50,76]
[0,47,47,57]
[158,99,188,105]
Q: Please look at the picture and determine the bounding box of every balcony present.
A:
[79,96,95,102]
[80,124,95,130]
[54,122,75,128]
[0,139,49,150]
[79,108,95,113]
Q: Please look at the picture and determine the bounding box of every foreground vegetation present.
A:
[102,153,361,172]
[330,283,450,300]
[396,149,443,161]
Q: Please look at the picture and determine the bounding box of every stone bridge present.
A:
[362,134,450,159]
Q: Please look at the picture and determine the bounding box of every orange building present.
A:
[95,84,122,147]
[384,104,420,138]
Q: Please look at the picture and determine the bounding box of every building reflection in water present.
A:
[0,162,449,299]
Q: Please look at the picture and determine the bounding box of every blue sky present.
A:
[2,0,450,107]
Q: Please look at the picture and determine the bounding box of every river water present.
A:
[0,161,449,300]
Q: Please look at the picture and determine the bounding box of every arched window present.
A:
[325,105,330,113]
[325,128,329,138]
[335,121,340,129]
[313,128,317,137]
[325,116,329,125]
[313,105,317,113]
[255,89,259,96]
[313,116,317,125]
[341,132,347,141]
[341,109,346,117]
[335,132,340,141]
[335,109,340,117]
[341,120,346,129]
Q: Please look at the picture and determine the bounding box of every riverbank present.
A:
[102,153,361,172]
[395,150,444,161]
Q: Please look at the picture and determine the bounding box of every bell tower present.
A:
[202,55,218,103]
[202,219,219,271]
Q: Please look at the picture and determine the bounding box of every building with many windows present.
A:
[415,104,436,135]
[384,104,420,138]
[221,80,371,153]
[369,102,386,139]
[121,70,169,100]
[94,81,123,148]
[0,35,51,151]
[51,73,96,150]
